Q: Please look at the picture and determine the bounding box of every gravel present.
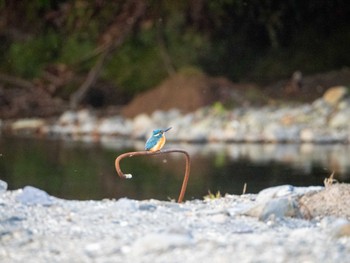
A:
[1,181,350,263]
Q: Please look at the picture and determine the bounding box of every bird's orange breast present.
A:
[149,135,166,152]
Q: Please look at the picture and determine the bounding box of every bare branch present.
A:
[0,72,34,89]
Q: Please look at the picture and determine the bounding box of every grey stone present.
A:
[256,185,294,203]
[258,197,302,221]
[15,186,55,206]
[0,180,8,193]
[131,232,193,255]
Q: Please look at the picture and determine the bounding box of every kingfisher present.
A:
[145,127,172,152]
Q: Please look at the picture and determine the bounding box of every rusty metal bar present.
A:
[115,149,191,203]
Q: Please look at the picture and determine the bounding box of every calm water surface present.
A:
[1,136,350,201]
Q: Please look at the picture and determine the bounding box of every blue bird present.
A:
[145,127,172,152]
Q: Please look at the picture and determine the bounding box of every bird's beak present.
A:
[163,127,172,133]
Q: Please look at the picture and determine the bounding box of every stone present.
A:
[333,222,350,238]
[258,197,302,221]
[329,109,350,128]
[114,198,138,211]
[15,186,56,206]
[299,184,350,219]
[131,232,192,255]
[300,128,314,142]
[11,118,45,132]
[243,196,302,220]
[78,120,97,134]
[263,123,300,142]
[58,110,77,125]
[97,117,132,136]
[76,109,95,124]
[256,185,295,203]
[132,114,154,139]
[0,179,8,193]
[323,86,348,106]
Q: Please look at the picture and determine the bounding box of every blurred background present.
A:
[0,1,350,200]
[0,0,349,116]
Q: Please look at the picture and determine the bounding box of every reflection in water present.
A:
[1,136,349,201]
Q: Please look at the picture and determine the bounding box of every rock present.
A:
[256,185,295,203]
[258,197,302,221]
[299,128,345,143]
[329,108,350,128]
[300,184,350,219]
[323,86,348,106]
[138,203,157,211]
[58,110,77,125]
[243,196,304,221]
[300,128,314,142]
[5,82,350,143]
[131,232,192,255]
[320,218,350,238]
[15,186,56,206]
[11,118,45,132]
[132,114,154,139]
[333,222,350,238]
[78,119,97,134]
[244,185,323,220]
[0,179,8,193]
[151,110,170,127]
[208,212,230,223]
[263,122,300,142]
[76,109,95,124]
[97,117,132,136]
[114,198,139,211]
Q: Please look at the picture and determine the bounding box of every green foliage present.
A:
[250,26,350,82]
[204,190,222,200]
[102,5,211,95]
[59,35,95,67]
[0,0,349,98]
[103,36,168,95]
[5,32,60,78]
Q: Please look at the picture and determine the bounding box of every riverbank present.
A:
[1,86,350,144]
[1,180,350,262]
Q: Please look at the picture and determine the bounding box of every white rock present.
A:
[329,109,350,128]
[132,114,154,138]
[78,120,97,134]
[11,118,45,131]
[58,110,77,125]
[258,197,302,221]
[256,185,294,203]
[300,128,314,142]
[115,198,138,211]
[97,117,132,136]
[15,186,56,206]
[132,232,192,255]
[0,180,7,192]
[76,109,95,124]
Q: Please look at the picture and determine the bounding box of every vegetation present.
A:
[0,0,349,107]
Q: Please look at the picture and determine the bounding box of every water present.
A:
[1,135,350,201]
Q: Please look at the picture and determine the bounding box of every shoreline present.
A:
[1,86,350,144]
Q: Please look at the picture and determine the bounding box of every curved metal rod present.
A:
[115,149,191,203]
